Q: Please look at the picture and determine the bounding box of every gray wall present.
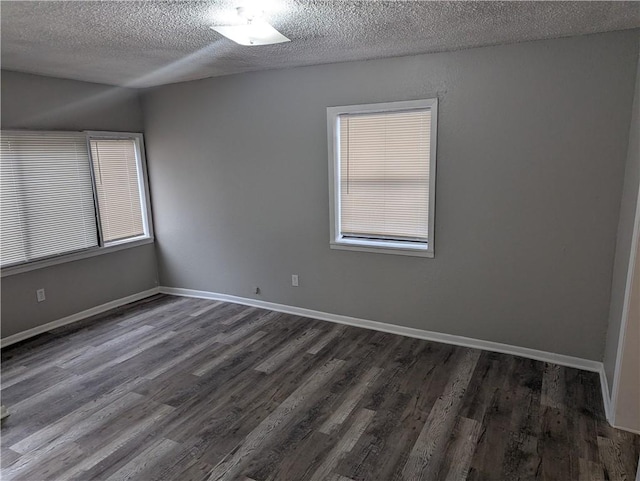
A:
[604,55,640,391]
[1,70,158,338]
[141,30,636,361]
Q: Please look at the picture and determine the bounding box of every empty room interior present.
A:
[1,1,640,480]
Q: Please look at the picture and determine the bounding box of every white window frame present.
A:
[86,131,154,247]
[327,98,438,258]
[1,130,154,277]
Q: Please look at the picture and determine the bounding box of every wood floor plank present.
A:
[57,324,156,370]
[1,364,30,384]
[541,362,564,409]
[339,342,458,481]
[83,330,179,375]
[467,359,526,479]
[116,297,191,328]
[1,365,76,406]
[11,391,144,455]
[255,328,321,374]
[567,370,602,465]
[440,416,481,481]
[143,334,222,380]
[1,295,637,481]
[105,438,179,481]
[2,393,148,480]
[141,443,215,481]
[538,405,576,480]
[325,475,355,481]
[165,303,244,333]
[205,358,345,481]
[222,352,390,481]
[1,334,70,367]
[579,457,606,481]
[220,307,260,325]
[597,436,631,481]
[146,299,215,330]
[6,330,176,426]
[0,296,169,368]
[205,312,280,345]
[259,430,337,481]
[307,325,347,355]
[137,331,294,411]
[401,349,481,481]
[6,369,81,414]
[5,441,86,481]
[309,408,376,481]
[190,301,224,317]
[508,358,543,438]
[192,331,267,377]
[1,363,50,390]
[49,345,94,367]
[258,339,419,481]
[457,352,508,425]
[0,448,21,468]
[500,431,540,480]
[57,403,174,480]
[159,343,346,469]
[213,311,281,345]
[0,372,150,450]
[318,366,382,435]
[597,423,640,476]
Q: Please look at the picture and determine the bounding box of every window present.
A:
[1,132,98,266]
[0,130,152,271]
[327,99,438,257]
[90,137,146,243]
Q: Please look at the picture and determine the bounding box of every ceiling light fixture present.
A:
[211,6,290,46]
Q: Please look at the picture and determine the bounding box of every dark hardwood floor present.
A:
[1,294,638,480]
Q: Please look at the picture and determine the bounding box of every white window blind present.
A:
[90,138,145,243]
[339,109,431,242]
[0,132,98,267]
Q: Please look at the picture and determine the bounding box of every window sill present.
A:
[0,236,155,278]
[330,238,434,258]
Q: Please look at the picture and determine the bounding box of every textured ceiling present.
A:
[1,1,639,88]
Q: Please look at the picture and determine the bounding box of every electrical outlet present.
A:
[291,274,299,287]
[36,288,46,302]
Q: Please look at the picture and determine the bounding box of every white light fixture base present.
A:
[211,21,290,46]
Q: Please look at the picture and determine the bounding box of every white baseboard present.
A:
[1,284,616,432]
[159,287,603,374]
[0,287,160,348]
[163,286,617,427]
[613,425,640,436]
[599,365,613,423]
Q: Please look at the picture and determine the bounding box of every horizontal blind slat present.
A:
[339,109,431,242]
[90,139,145,243]
[1,131,98,267]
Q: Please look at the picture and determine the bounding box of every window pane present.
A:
[339,109,431,241]
[0,131,98,267]
[90,139,145,243]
